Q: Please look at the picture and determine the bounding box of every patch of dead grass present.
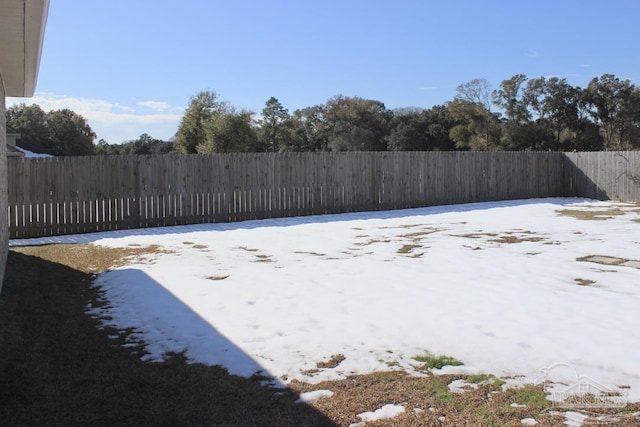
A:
[294,251,327,257]
[490,235,545,244]
[300,368,320,376]
[290,372,640,426]
[290,373,551,426]
[574,278,596,286]
[316,354,346,369]
[556,207,626,221]
[577,255,628,266]
[578,255,640,270]
[454,231,546,244]
[399,228,441,239]
[456,232,498,239]
[207,274,230,281]
[397,243,423,255]
[11,243,173,274]
[354,238,391,246]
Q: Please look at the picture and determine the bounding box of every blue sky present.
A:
[8,0,640,144]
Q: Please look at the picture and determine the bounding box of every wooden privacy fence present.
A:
[563,151,640,202]
[8,151,565,238]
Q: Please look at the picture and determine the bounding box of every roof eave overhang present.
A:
[0,0,50,97]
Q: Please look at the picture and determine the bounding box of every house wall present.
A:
[0,75,7,292]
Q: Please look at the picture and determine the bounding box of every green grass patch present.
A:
[492,378,506,388]
[414,353,464,369]
[467,373,503,385]
[465,374,506,391]
[466,373,493,383]
[510,384,550,408]
[420,376,454,403]
[374,371,399,382]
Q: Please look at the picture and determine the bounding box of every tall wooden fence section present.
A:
[563,151,640,202]
[7,151,564,238]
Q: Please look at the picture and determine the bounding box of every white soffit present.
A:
[0,0,49,97]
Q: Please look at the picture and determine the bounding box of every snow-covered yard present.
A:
[12,197,640,403]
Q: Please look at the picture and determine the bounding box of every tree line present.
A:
[5,105,96,155]
[6,73,640,156]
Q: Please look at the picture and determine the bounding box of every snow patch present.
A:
[295,389,334,404]
[448,379,478,393]
[12,198,640,401]
[356,404,405,423]
[562,411,588,427]
[16,147,53,157]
